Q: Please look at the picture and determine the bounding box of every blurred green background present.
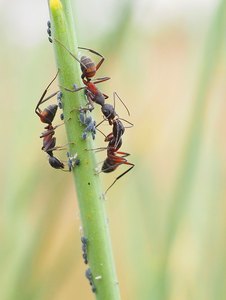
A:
[1,0,226,299]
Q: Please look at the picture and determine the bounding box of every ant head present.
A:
[101,104,117,122]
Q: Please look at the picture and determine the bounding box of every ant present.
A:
[35,70,59,124]
[101,136,134,194]
[92,117,134,193]
[35,71,78,171]
[96,92,132,148]
[54,38,106,81]
[40,123,67,170]
[53,38,111,111]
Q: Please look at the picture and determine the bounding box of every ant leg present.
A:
[95,118,107,129]
[35,70,59,113]
[60,84,86,93]
[96,127,106,138]
[118,117,134,128]
[92,77,110,85]
[115,151,131,158]
[47,142,73,152]
[113,92,130,116]
[103,93,109,100]
[105,163,135,194]
[86,147,108,153]
[78,47,104,59]
[40,123,64,138]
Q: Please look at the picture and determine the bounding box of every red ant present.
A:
[35,71,77,171]
[101,131,134,194]
[92,116,134,193]
[40,124,74,171]
[54,38,106,81]
[54,38,111,110]
[35,70,59,124]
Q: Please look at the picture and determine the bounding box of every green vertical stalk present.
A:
[48,1,121,299]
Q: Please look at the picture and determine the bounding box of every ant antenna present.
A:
[105,164,134,194]
[35,69,59,113]
[113,92,130,116]
[54,38,87,69]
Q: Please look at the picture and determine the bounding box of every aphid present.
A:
[85,268,96,293]
[67,152,80,171]
[57,91,63,109]
[47,20,52,43]
[79,110,96,140]
[81,236,88,264]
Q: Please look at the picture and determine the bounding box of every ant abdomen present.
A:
[39,104,58,124]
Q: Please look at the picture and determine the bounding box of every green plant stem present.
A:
[48,1,121,299]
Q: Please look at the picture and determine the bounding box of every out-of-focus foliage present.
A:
[1,0,226,299]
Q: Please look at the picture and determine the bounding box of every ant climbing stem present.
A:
[78,46,105,79]
[35,69,79,172]
[54,38,106,81]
